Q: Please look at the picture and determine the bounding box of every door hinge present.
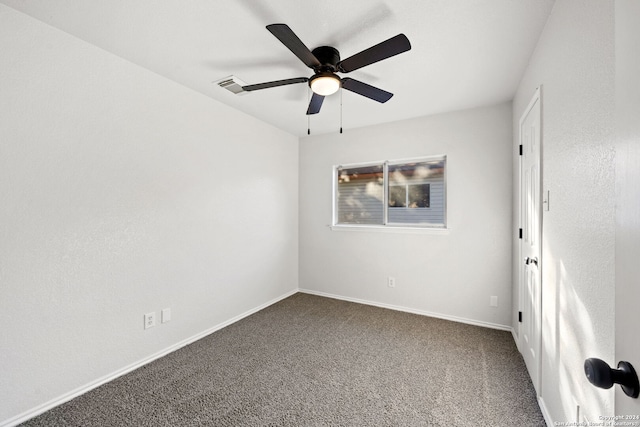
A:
[518,311,523,323]
[519,228,523,239]
[519,144,523,156]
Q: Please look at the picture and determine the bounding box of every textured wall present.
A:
[512,0,615,423]
[0,5,298,424]
[299,102,513,329]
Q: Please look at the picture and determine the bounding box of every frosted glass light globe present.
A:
[310,74,341,96]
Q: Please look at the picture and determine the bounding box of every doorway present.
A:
[518,86,542,394]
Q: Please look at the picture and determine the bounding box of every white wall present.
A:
[299,102,513,329]
[512,0,615,423]
[0,5,298,425]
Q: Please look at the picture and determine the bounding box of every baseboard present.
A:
[511,327,520,350]
[1,289,298,427]
[4,288,513,426]
[538,395,553,426]
[298,288,512,332]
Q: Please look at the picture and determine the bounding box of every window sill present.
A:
[329,225,450,235]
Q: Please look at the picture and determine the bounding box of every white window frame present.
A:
[332,155,447,233]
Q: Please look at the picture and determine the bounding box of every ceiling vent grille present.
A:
[215,75,248,95]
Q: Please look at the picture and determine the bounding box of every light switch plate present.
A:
[161,308,171,323]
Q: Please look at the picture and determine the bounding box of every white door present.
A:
[519,87,542,394]
[615,0,640,417]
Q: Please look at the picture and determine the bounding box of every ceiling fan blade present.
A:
[242,77,308,92]
[267,24,321,69]
[337,34,411,73]
[306,93,325,115]
[342,78,393,103]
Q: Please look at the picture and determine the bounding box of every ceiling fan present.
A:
[241,24,411,115]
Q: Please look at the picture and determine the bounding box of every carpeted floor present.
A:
[21,293,546,426]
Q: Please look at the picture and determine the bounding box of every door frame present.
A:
[614,0,640,416]
[517,85,543,394]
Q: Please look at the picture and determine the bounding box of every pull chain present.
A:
[340,87,343,134]
[307,87,311,135]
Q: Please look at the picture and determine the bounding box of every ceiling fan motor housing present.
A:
[311,46,341,71]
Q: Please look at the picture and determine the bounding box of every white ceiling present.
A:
[1,0,555,137]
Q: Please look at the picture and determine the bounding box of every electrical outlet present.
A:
[144,312,156,329]
[490,296,498,307]
[388,277,396,288]
[161,308,171,323]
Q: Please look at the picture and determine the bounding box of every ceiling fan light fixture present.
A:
[237,24,411,117]
[310,73,341,96]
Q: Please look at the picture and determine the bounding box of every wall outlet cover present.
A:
[144,312,156,329]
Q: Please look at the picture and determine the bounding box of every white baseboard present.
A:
[4,288,515,427]
[298,288,512,332]
[511,327,521,353]
[1,289,298,427]
[538,395,553,426]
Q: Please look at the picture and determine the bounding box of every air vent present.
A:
[215,75,248,96]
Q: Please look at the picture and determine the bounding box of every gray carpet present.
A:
[21,293,546,426]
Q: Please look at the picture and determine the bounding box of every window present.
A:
[335,164,384,225]
[334,156,446,228]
